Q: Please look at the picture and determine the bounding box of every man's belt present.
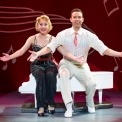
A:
[64,57,83,68]
[71,61,83,68]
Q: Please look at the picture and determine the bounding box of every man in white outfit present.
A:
[28,8,122,117]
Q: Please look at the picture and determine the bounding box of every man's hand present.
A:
[72,56,86,68]
[75,56,86,64]
[27,50,38,62]
[120,52,122,57]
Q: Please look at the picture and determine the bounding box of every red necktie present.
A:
[74,32,77,46]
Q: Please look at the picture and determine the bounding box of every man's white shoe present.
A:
[64,109,73,118]
[87,106,95,113]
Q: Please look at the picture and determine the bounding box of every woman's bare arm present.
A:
[0,36,33,61]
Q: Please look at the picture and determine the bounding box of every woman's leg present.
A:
[45,65,58,107]
[31,63,46,110]
[35,71,46,110]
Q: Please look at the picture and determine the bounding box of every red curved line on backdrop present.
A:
[0,6,34,11]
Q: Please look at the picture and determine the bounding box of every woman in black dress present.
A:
[0,15,85,116]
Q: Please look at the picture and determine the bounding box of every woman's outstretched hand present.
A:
[0,53,11,62]
[27,50,38,62]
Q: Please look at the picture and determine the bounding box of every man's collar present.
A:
[70,27,83,35]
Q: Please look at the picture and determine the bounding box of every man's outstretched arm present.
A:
[27,46,52,62]
[57,46,85,65]
[103,48,122,57]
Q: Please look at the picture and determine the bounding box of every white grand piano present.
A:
[19,71,113,108]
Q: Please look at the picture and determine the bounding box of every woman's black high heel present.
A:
[48,105,55,114]
[38,107,45,116]
[38,112,44,116]
[48,109,55,114]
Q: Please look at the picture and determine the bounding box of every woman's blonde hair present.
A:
[35,15,53,32]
